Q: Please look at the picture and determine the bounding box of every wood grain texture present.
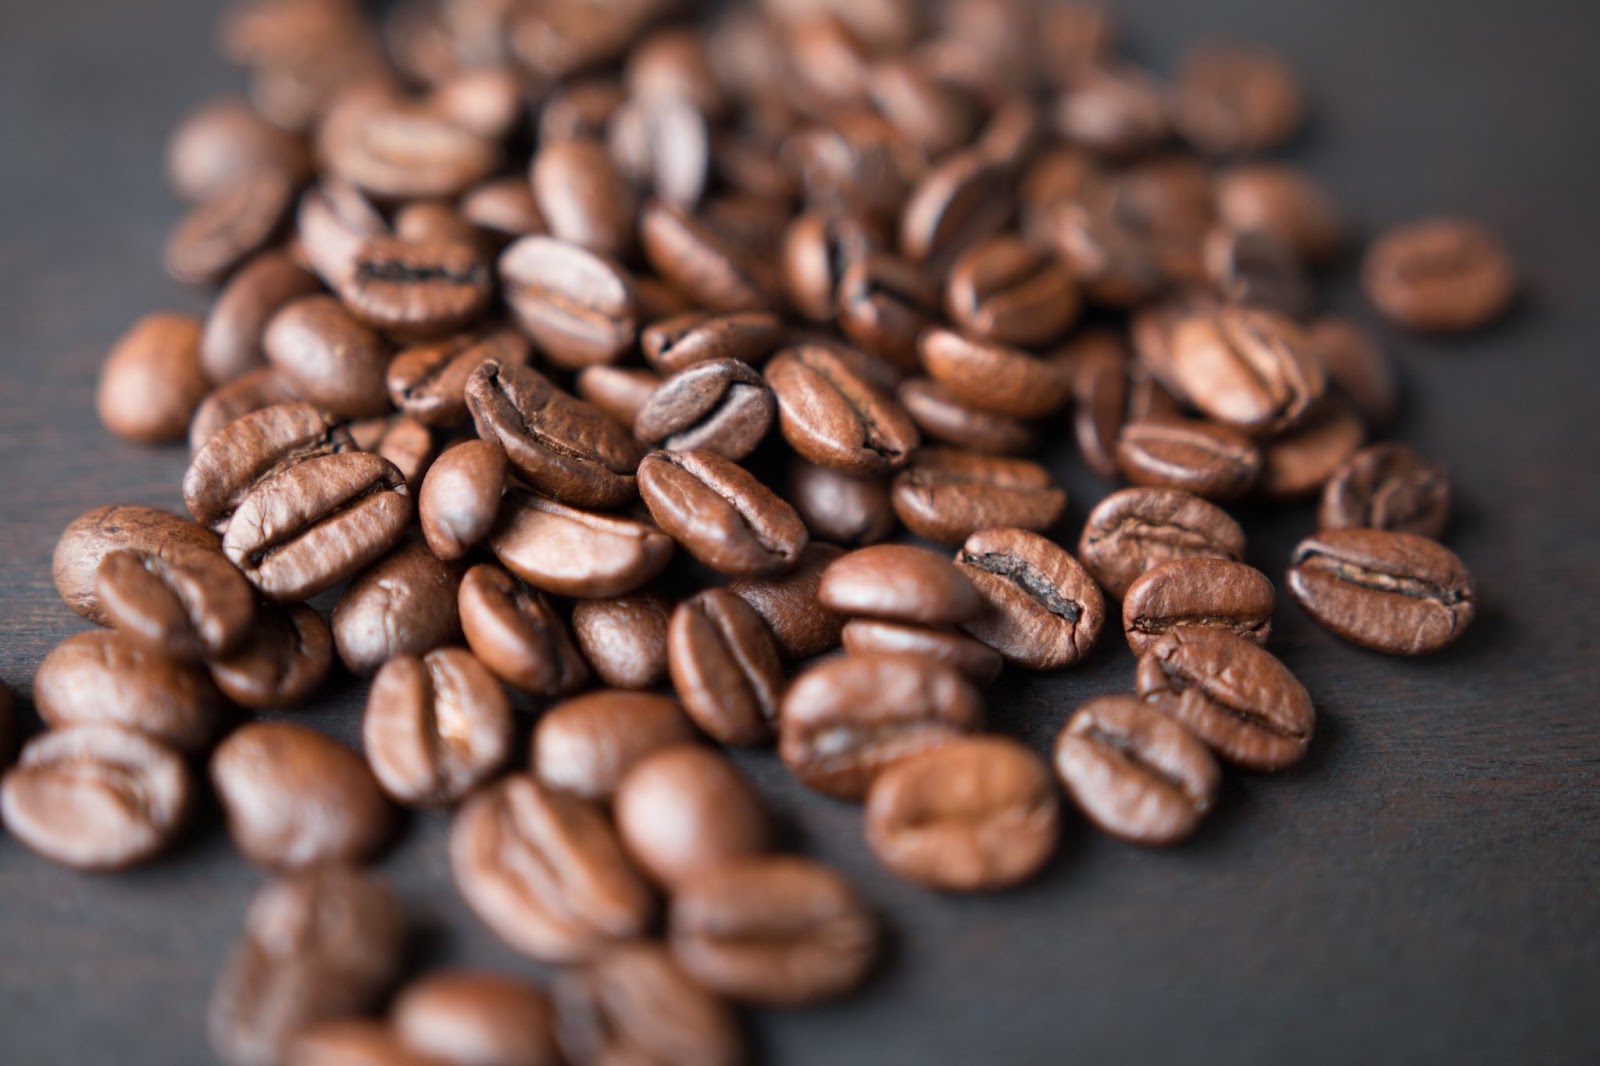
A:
[1,2,1597,1064]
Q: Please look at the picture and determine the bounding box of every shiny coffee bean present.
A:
[818,544,981,626]
[1172,39,1303,156]
[533,690,698,802]
[166,169,293,286]
[781,210,880,322]
[955,527,1106,670]
[98,313,210,444]
[264,295,393,419]
[787,457,897,546]
[532,138,637,258]
[338,236,491,340]
[1287,529,1475,655]
[1214,162,1343,265]
[666,589,785,745]
[918,329,1071,420]
[835,252,940,370]
[899,148,1011,267]
[94,546,255,661]
[1078,487,1247,600]
[1320,443,1450,538]
[355,413,436,494]
[1361,217,1515,332]
[54,504,226,624]
[296,178,391,290]
[189,367,302,452]
[570,593,671,691]
[458,563,590,697]
[575,365,663,429]
[1117,418,1262,500]
[1128,298,1202,406]
[945,236,1079,347]
[1308,316,1398,429]
[1054,695,1219,846]
[633,358,775,460]
[392,971,561,1066]
[840,618,1003,686]
[765,344,920,476]
[420,439,507,560]
[209,603,334,710]
[388,327,531,429]
[202,251,321,384]
[499,236,639,369]
[1123,558,1274,655]
[616,745,771,889]
[640,200,779,313]
[892,447,1067,545]
[637,450,808,576]
[1169,306,1325,435]
[1257,398,1366,500]
[332,541,461,675]
[641,309,784,375]
[726,542,847,660]
[898,377,1040,456]
[489,491,674,599]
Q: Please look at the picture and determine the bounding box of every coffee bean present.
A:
[1065,330,1132,478]
[615,745,771,889]
[98,313,210,443]
[955,527,1106,669]
[670,856,877,1006]
[781,210,880,322]
[488,490,674,599]
[898,377,1040,455]
[499,236,639,368]
[1046,196,1167,309]
[166,169,293,285]
[868,56,981,158]
[1320,443,1450,538]
[1054,694,1219,846]
[94,546,255,661]
[1169,306,1325,434]
[641,310,784,375]
[320,95,500,201]
[166,96,310,202]
[34,629,224,754]
[392,972,560,1066]
[1257,398,1366,500]
[1123,557,1274,655]
[765,343,921,476]
[286,1020,435,1066]
[1117,417,1262,500]
[1203,228,1313,318]
[945,236,1079,347]
[201,251,321,384]
[184,402,355,530]
[332,541,461,675]
[640,200,779,312]
[575,365,664,429]
[450,775,655,963]
[364,648,514,807]
[1214,163,1342,265]
[209,603,334,710]
[899,148,1011,267]
[458,563,590,697]
[818,544,982,625]
[787,457,897,546]
[556,942,743,1066]
[1108,156,1216,284]
[1078,487,1247,600]
[865,735,1059,891]
[638,450,808,576]
[1287,528,1475,655]
[533,691,698,802]
[1172,39,1303,155]
[1054,65,1169,158]
[54,505,227,624]
[780,653,982,800]
[539,80,625,145]
[208,867,405,1066]
[1362,217,1515,332]
[835,252,940,370]
[666,589,785,745]
[211,721,395,870]
[531,138,637,258]
[467,361,643,508]
[0,725,192,871]
[189,367,301,452]
[891,447,1067,545]
[1308,316,1398,430]
[840,618,1003,686]
[461,175,547,244]
[608,92,711,209]
[726,542,847,659]
[633,358,775,460]
[335,236,490,340]
[264,295,393,419]
[785,111,917,219]
[1135,629,1314,770]
[296,178,391,290]
[570,593,671,691]
[918,328,1072,419]
[1128,298,1202,406]
[420,439,507,560]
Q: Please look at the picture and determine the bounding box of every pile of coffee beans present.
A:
[0,0,1512,1061]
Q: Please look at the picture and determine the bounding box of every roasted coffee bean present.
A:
[461,175,547,244]
[865,736,1058,891]
[666,589,785,745]
[780,653,982,800]
[297,178,391,290]
[166,169,293,286]
[450,775,655,963]
[208,867,405,1066]
[1128,298,1202,406]
[98,313,210,444]
[364,648,514,807]
[1287,529,1475,655]
[616,745,771,889]
[338,236,491,340]
[1172,39,1303,156]
[1046,196,1168,309]
[353,414,433,495]
[1203,228,1313,318]
[637,450,808,576]
[1054,64,1169,158]
[891,447,1067,545]
[395,199,483,251]
[533,691,698,802]
[608,92,711,209]
[818,544,982,626]
[726,542,847,660]
[1123,558,1274,655]
[835,252,940,370]
[54,504,226,624]
[1169,306,1325,434]
[1308,316,1398,430]
[95,546,255,661]
[840,619,1003,686]
[458,563,589,697]
[286,1020,436,1066]
[1136,629,1314,770]
[202,251,321,384]
[420,439,507,560]
[784,111,918,219]
[489,491,673,599]
[765,344,920,476]
[1257,398,1366,500]
[955,527,1106,670]
[899,149,1011,268]
[1054,694,1219,846]
[555,941,744,1066]
[264,295,393,419]
[189,366,302,452]
[167,96,310,202]
[209,603,334,709]
[532,138,637,258]
[1214,163,1342,265]
[945,237,1079,347]
[320,95,500,201]
[184,402,354,530]
[1067,330,1133,478]
[467,361,643,508]
[332,541,461,675]
[34,629,224,754]
[0,725,192,871]
[1078,487,1247,600]
[431,66,526,140]
[642,310,784,375]
[918,328,1071,419]
[392,972,560,1066]
[1320,443,1450,538]
[670,856,877,1006]
[781,210,880,322]
[898,377,1040,456]
[1108,156,1216,281]
[224,451,412,602]
[633,359,775,460]
[575,365,664,429]
[1362,217,1515,332]
[211,721,395,870]
[569,593,671,692]
[1117,418,1262,500]
[639,200,779,312]
[787,457,897,546]
[499,236,639,369]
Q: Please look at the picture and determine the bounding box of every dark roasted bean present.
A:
[167,96,310,202]
[726,542,847,660]
[1204,228,1313,318]
[1122,558,1274,655]
[1320,442,1450,538]
[1309,316,1398,430]
[638,450,808,576]
[576,365,663,429]
[899,149,1011,268]
[640,201,779,313]
[419,439,507,560]
[555,942,744,1066]
[286,1020,437,1066]
[818,544,981,626]
[338,236,491,339]
[616,745,771,888]
[891,447,1067,545]
[781,210,880,322]
[666,589,785,745]
[533,691,698,802]
[489,490,673,599]
[54,504,228,625]
[184,402,355,531]
[633,359,774,460]
[945,237,1079,347]
[1117,417,1262,500]
[95,546,255,661]
[571,593,672,691]
[1066,329,1132,478]
[458,563,590,697]
[188,366,302,454]
[1257,398,1366,500]
[202,251,321,384]
[955,527,1105,670]
[765,344,920,476]
[296,178,391,290]
[787,457,897,546]
[1169,305,1325,434]
[642,310,784,375]
[836,253,940,370]
[1215,163,1343,265]
[264,295,393,419]
[1362,217,1516,332]
[209,603,334,710]
[99,313,210,443]
[461,175,547,244]
[918,328,1071,419]
[532,138,637,258]
[1054,65,1169,158]
[608,92,711,209]
[1078,487,1247,600]
[320,95,499,201]
[331,540,461,675]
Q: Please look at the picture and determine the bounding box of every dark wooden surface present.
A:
[2,2,1598,1063]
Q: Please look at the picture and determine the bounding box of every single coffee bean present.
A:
[209,603,334,709]
[211,721,395,870]
[1135,629,1315,770]
[1172,39,1303,156]
[1117,417,1262,500]
[840,618,1003,686]
[54,505,226,624]
[489,490,674,599]
[1320,442,1451,538]
[334,236,491,341]
[94,546,255,661]
[532,691,698,802]
[955,527,1106,670]
[818,544,981,626]
[609,92,711,209]
[945,236,1079,347]
[899,148,1011,267]
[531,138,637,258]
[392,971,560,1066]
[1054,65,1169,158]
[781,210,880,322]
[1054,694,1219,846]
[865,736,1058,891]
[1308,316,1398,430]
[165,169,293,286]
[892,447,1067,545]
[570,593,671,691]
[640,200,779,312]
[787,457,897,546]
[320,95,500,201]
[98,313,210,444]
[499,236,639,368]
[575,365,663,429]
[780,653,983,800]
[208,867,405,1066]
[34,629,224,754]
[1169,306,1325,435]
[1123,558,1274,655]
[286,1020,437,1066]
[666,589,785,745]
[450,775,655,963]
[166,96,310,202]
[1079,487,1247,600]
[670,856,877,1006]
[615,744,771,889]
[260,295,391,419]
[765,344,921,476]
[633,358,775,460]
[332,541,461,675]
[1214,163,1342,265]
[184,402,355,531]
[726,542,847,659]
[917,328,1072,420]
[835,252,940,370]
[0,725,192,871]
[898,376,1040,456]
[867,56,981,158]
[364,648,513,807]
[458,563,590,697]
[1361,217,1515,332]
[641,309,784,375]
[637,450,808,576]
[191,359,300,446]
[1257,398,1366,500]
[202,251,321,384]
[420,439,507,560]
[1287,528,1475,655]
[467,361,643,508]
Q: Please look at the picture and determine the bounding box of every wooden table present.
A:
[1,1,1596,1063]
